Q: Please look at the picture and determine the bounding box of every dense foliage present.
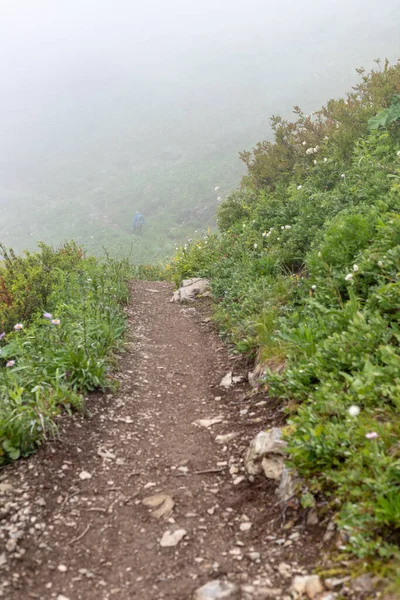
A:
[0,242,130,464]
[167,60,400,574]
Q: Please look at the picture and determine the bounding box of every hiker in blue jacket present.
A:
[133,211,145,234]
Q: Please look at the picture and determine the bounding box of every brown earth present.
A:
[0,281,329,600]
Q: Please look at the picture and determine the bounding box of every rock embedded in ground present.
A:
[193,416,224,428]
[291,574,325,599]
[159,528,187,547]
[220,372,233,389]
[215,432,240,444]
[171,278,210,303]
[142,493,175,519]
[277,466,302,502]
[193,579,240,600]
[244,429,287,478]
[261,455,285,480]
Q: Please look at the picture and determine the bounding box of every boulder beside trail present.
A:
[171,278,211,303]
[244,429,287,480]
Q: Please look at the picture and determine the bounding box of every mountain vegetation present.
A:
[167,60,400,579]
[0,242,130,463]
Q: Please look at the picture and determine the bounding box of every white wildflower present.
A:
[345,273,353,281]
[311,285,317,290]
[302,141,307,146]
[348,405,360,417]
[323,157,328,163]
[397,150,400,157]
[340,173,345,179]
[378,261,383,268]
[285,225,291,229]
[297,185,302,190]
[353,264,359,272]
[313,159,317,165]
[262,232,267,237]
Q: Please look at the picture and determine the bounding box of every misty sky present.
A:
[0,0,399,256]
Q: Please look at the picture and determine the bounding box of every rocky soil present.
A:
[0,281,362,600]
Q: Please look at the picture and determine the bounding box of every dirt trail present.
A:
[0,281,324,600]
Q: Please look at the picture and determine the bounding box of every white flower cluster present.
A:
[306,146,318,155]
[264,227,274,238]
[297,185,302,190]
[280,225,291,230]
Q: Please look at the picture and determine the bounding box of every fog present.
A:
[0,0,399,260]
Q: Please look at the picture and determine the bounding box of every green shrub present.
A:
[0,245,130,464]
[165,62,400,572]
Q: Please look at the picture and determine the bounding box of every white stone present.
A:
[291,575,324,599]
[193,416,224,428]
[57,564,68,573]
[233,475,246,485]
[244,429,287,478]
[171,278,210,303]
[160,528,187,547]
[193,579,239,600]
[215,432,239,444]
[261,455,285,480]
[79,470,92,480]
[277,467,301,502]
[220,372,233,388]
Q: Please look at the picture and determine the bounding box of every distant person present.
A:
[132,211,145,234]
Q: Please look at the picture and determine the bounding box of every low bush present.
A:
[165,61,400,574]
[0,244,130,463]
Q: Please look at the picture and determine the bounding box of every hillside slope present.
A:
[168,60,400,584]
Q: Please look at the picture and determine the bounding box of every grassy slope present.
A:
[167,61,400,586]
